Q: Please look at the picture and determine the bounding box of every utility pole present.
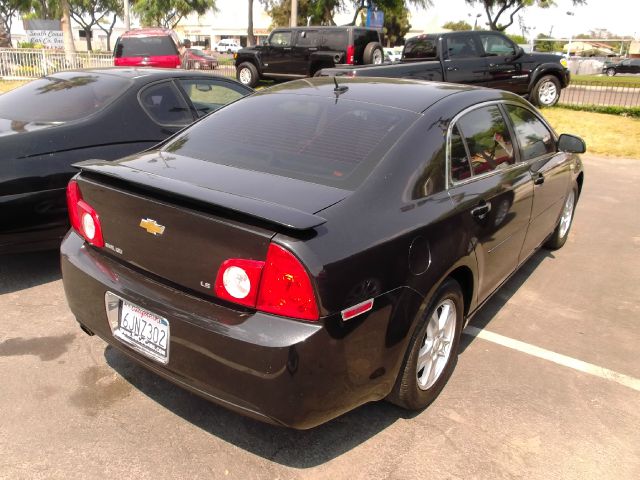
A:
[291,0,298,27]
[123,0,131,30]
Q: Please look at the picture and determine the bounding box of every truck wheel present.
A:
[364,42,384,65]
[606,67,616,77]
[236,62,259,87]
[531,75,561,107]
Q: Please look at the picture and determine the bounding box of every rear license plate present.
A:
[113,300,170,364]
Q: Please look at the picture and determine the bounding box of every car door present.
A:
[442,33,488,86]
[176,78,252,117]
[478,33,527,94]
[504,103,572,259]
[617,59,631,73]
[262,30,293,75]
[446,103,533,302]
[292,29,320,75]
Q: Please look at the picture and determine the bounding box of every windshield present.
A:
[162,93,417,190]
[0,72,132,122]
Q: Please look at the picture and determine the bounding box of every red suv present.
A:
[114,28,182,68]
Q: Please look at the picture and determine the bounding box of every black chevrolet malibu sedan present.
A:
[61,77,585,429]
[0,68,252,254]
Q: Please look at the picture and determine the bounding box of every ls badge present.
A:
[139,218,165,236]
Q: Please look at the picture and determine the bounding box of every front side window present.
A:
[449,105,515,181]
[178,80,247,117]
[446,34,481,58]
[269,31,292,47]
[139,81,193,126]
[480,34,516,56]
[505,104,555,161]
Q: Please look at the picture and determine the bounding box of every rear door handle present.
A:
[471,202,491,219]
[533,173,545,185]
[446,67,458,71]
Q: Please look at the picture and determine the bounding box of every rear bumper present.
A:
[61,232,413,428]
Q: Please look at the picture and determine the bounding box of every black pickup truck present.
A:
[319,31,570,106]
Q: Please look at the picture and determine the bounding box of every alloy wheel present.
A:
[416,299,457,390]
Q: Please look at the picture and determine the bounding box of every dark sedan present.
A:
[603,58,640,76]
[61,78,585,429]
[0,68,253,254]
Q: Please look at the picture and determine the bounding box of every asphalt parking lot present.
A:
[1,154,638,480]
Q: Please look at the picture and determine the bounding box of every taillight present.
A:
[66,180,105,248]
[214,243,319,321]
[214,258,265,308]
[346,45,355,65]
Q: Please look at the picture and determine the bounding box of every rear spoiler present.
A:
[73,160,327,231]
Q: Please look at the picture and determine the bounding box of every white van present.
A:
[215,39,242,54]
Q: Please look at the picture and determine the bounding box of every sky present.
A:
[405,0,639,39]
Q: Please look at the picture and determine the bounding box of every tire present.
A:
[236,62,259,87]
[387,278,464,410]
[544,183,578,250]
[606,67,616,77]
[531,74,561,107]
[363,42,384,65]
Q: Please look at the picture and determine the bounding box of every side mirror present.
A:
[509,47,525,61]
[558,134,586,154]
[262,39,269,46]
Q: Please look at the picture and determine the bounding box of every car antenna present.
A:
[333,76,348,95]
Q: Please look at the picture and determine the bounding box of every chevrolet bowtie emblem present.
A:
[139,218,165,236]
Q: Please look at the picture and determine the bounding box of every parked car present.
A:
[114,28,184,69]
[215,39,242,54]
[603,58,640,76]
[185,48,218,70]
[384,47,402,62]
[235,26,383,87]
[319,31,571,106]
[61,77,585,429]
[0,68,253,254]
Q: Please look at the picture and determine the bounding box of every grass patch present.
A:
[556,103,640,119]
[542,106,640,158]
[0,80,27,94]
[572,74,640,86]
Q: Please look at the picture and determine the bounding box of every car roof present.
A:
[121,28,175,38]
[258,77,506,114]
[47,67,231,82]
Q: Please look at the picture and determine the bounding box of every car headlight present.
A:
[560,58,568,68]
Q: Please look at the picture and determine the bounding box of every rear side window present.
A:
[139,81,193,126]
[505,105,555,161]
[446,34,480,58]
[0,72,131,122]
[296,30,320,47]
[403,37,437,60]
[449,105,515,181]
[162,93,418,190]
[323,30,348,50]
[115,36,178,57]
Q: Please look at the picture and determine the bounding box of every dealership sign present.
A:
[26,30,64,48]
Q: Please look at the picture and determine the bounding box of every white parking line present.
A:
[463,326,640,392]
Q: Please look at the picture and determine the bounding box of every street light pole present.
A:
[291,0,298,27]
[566,11,574,57]
[124,0,130,31]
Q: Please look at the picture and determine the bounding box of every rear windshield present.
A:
[0,72,131,122]
[115,36,178,57]
[162,93,418,190]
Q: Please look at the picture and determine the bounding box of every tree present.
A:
[61,0,76,54]
[133,0,217,29]
[1,0,33,47]
[69,0,121,50]
[464,1,586,32]
[248,0,255,46]
[442,20,472,31]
